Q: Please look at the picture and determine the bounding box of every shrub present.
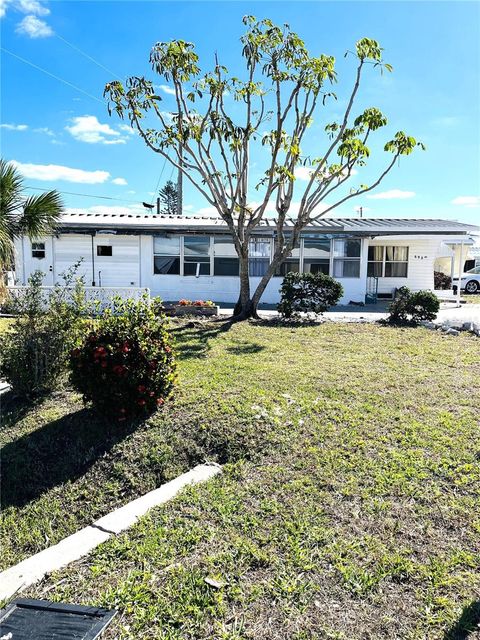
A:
[0,267,88,397]
[434,270,452,290]
[277,272,343,318]
[387,286,440,325]
[70,296,176,421]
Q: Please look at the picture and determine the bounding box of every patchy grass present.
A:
[463,294,480,305]
[2,321,477,639]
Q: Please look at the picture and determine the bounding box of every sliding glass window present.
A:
[184,236,211,276]
[303,237,331,274]
[332,239,361,278]
[214,237,239,276]
[153,236,180,274]
[249,238,271,276]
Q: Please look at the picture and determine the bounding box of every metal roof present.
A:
[57,212,479,236]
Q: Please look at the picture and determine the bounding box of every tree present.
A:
[0,159,63,284]
[104,16,424,319]
[158,180,179,215]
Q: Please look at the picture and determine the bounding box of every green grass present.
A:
[1,320,479,639]
[463,294,480,305]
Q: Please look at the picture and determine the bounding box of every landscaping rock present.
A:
[445,328,460,336]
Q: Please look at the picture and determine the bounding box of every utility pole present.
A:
[356,206,363,218]
[177,141,183,216]
[156,197,160,215]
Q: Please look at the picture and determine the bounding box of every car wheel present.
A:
[465,280,479,294]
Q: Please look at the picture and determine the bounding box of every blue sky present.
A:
[1,0,479,224]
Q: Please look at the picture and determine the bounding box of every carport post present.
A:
[456,241,464,308]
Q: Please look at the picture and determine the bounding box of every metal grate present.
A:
[0,598,117,640]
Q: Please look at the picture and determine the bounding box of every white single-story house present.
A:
[12,212,479,305]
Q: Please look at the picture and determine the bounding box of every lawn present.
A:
[1,320,479,639]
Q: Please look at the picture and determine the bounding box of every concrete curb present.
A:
[0,463,221,602]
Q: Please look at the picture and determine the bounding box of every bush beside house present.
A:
[278,272,343,318]
[387,286,440,325]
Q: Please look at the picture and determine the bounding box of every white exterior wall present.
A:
[15,234,140,287]
[367,235,437,295]
[14,232,456,306]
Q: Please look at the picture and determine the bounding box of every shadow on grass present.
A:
[226,342,265,355]
[1,406,139,510]
[170,319,233,360]
[444,601,480,639]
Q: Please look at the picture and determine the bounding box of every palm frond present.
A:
[0,159,24,221]
[19,190,64,238]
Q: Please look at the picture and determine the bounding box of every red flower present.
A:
[164,346,172,354]
[137,385,146,393]
[156,397,164,406]
[137,398,146,406]
[95,346,106,355]
[112,365,125,376]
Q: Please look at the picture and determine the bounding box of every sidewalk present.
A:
[218,302,480,327]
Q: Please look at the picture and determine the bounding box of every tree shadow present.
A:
[444,601,480,639]
[1,406,139,510]
[169,319,234,360]
[226,343,265,355]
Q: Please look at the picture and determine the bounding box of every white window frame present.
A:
[368,245,409,278]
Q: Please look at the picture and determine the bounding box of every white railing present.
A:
[7,286,150,312]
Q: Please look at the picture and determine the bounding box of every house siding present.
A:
[13,232,467,306]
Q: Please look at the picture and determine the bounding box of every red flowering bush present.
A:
[178,299,192,306]
[69,296,176,421]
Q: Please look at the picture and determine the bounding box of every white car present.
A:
[452,266,480,294]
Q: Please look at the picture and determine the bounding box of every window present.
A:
[249,238,271,276]
[303,237,331,274]
[97,245,112,257]
[31,242,45,259]
[275,243,300,276]
[153,235,180,274]
[333,239,361,278]
[367,246,384,277]
[368,245,408,277]
[184,235,211,276]
[214,236,239,276]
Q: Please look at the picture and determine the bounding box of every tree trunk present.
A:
[250,254,284,316]
[232,252,285,321]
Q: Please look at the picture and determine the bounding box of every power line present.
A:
[1,47,105,104]
[24,185,142,204]
[150,156,168,206]
[55,34,122,81]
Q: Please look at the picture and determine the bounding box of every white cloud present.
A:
[16,14,53,37]
[159,84,176,96]
[11,160,110,184]
[118,124,135,136]
[451,196,480,208]
[17,0,49,15]
[126,190,136,194]
[65,115,126,145]
[0,0,9,18]
[34,126,55,137]
[0,123,28,130]
[112,177,127,186]
[367,189,415,200]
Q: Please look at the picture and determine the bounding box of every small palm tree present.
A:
[0,159,63,290]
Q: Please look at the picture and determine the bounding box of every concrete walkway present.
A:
[218,303,480,327]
